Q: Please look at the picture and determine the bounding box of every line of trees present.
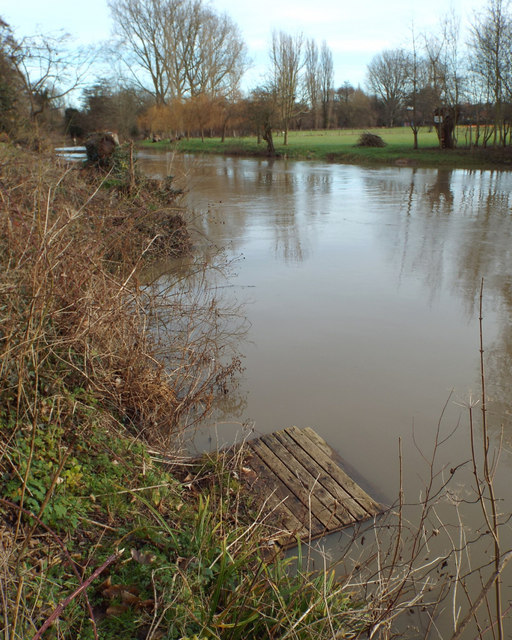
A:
[3,0,512,150]
[366,0,512,148]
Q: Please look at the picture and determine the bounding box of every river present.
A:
[138,149,512,637]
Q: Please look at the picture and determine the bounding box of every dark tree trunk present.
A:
[434,107,456,149]
[262,121,276,156]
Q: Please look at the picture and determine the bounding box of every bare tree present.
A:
[468,0,512,145]
[407,28,423,150]
[109,0,169,104]
[304,39,320,128]
[333,81,354,127]
[422,12,465,149]
[109,0,248,104]
[440,11,464,115]
[367,49,410,127]
[185,8,247,98]
[213,93,244,142]
[319,40,334,129]
[268,30,304,145]
[303,39,333,130]
[6,29,94,124]
[405,24,439,150]
[246,88,277,155]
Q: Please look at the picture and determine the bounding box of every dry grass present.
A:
[0,143,241,445]
[0,142,248,638]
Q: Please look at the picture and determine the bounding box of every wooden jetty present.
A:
[243,426,384,548]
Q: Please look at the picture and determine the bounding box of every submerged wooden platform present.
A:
[244,426,384,548]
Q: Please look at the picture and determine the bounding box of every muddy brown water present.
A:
[139,149,512,636]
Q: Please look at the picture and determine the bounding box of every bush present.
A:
[355,131,386,147]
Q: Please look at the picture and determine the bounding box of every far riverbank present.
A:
[142,126,512,170]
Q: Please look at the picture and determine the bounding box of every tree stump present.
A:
[85,132,119,166]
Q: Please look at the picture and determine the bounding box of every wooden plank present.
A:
[285,426,382,516]
[260,433,350,528]
[248,446,325,539]
[296,426,383,514]
[238,427,385,548]
[255,436,342,531]
[294,426,382,515]
[277,429,370,521]
[301,427,385,507]
[272,430,359,526]
[249,440,326,535]
[246,449,309,539]
[250,438,332,533]
[301,427,383,513]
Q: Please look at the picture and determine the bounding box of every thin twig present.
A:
[449,551,512,640]
[0,499,99,640]
[479,277,503,640]
[30,550,123,640]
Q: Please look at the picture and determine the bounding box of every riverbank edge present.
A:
[141,136,512,170]
[0,142,367,640]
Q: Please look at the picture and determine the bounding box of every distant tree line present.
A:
[366,0,512,148]
[2,0,512,150]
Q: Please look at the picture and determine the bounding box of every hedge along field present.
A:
[144,126,512,169]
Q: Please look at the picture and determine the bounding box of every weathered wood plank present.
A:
[301,427,383,514]
[250,438,334,532]
[257,435,344,531]
[248,446,325,538]
[301,427,384,510]
[272,430,361,525]
[246,449,310,539]
[260,432,351,528]
[241,427,384,547]
[286,426,382,516]
[277,429,371,522]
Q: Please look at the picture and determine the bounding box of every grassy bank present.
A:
[143,127,512,169]
[0,143,369,639]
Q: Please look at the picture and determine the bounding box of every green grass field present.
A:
[143,126,512,169]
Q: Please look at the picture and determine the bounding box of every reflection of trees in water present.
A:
[255,161,308,264]
[140,154,337,266]
[272,211,306,263]
[425,170,454,212]
[368,167,512,438]
[187,157,309,264]
[301,168,333,197]
[374,169,453,306]
[208,385,249,424]
[486,327,512,444]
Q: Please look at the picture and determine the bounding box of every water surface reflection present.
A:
[138,151,512,474]
[138,150,512,635]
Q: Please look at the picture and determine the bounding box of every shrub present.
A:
[355,132,386,147]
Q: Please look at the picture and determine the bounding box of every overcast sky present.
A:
[3,0,485,91]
